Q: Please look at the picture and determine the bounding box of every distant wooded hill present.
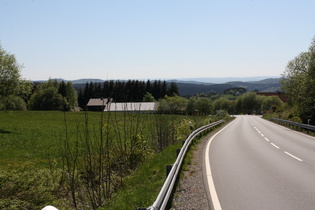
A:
[176,78,281,97]
[47,77,282,97]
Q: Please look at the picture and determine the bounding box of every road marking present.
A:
[252,125,270,143]
[204,121,236,210]
[284,151,303,162]
[271,143,280,149]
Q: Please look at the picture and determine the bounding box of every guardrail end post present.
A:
[166,164,172,177]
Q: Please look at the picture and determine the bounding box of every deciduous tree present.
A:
[195,97,213,115]
[0,44,21,97]
[0,44,32,110]
[281,36,315,123]
[28,79,77,111]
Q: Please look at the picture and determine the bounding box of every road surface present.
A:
[204,115,315,210]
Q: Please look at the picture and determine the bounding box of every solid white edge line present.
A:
[284,151,303,162]
[205,120,236,210]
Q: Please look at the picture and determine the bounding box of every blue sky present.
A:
[1,0,314,81]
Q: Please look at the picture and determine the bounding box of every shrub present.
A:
[0,95,27,111]
[0,165,60,209]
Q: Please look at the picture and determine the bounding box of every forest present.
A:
[77,79,179,108]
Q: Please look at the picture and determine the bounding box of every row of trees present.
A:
[157,91,283,116]
[77,80,179,108]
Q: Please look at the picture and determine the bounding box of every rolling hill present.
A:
[176,78,281,97]
[38,77,282,97]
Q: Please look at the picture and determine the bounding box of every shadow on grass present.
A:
[0,129,13,134]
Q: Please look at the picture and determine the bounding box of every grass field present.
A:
[0,111,217,209]
[0,111,104,168]
[0,111,211,168]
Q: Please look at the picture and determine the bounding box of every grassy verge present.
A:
[101,142,181,209]
[101,116,232,209]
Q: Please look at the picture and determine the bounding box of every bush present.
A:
[28,87,64,110]
[175,118,194,141]
[0,95,27,111]
[28,80,77,111]
[0,166,60,209]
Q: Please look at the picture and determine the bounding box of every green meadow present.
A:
[0,111,102,168]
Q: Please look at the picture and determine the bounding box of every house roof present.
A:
[256,92,288,102]
[87,98,110,106]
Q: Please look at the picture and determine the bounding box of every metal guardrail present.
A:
[140,120,225,210]
[270,118,315,132]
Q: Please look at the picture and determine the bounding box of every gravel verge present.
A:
[170,133,212,210]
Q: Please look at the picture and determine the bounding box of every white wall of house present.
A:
[104,102,157,112]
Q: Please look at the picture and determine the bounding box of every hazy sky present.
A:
[1,0,314,81]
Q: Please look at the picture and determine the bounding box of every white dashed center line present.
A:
[251,121,305,164]
[284,151,303,162]
[271,143,280,149]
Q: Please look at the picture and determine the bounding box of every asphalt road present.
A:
[204,115,315,210]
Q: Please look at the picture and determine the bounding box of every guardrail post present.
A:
[166,165,172,177]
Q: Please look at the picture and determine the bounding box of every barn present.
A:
[86,98,112,111]
[86,98,157,113]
